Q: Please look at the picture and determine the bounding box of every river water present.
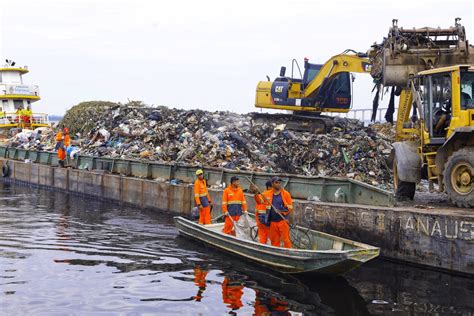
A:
[1,183,473,315]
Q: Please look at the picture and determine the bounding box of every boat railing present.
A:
[0,112,49,128]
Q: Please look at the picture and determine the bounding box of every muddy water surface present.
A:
[1,183,473,315]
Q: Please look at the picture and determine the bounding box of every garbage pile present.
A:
[55,101,394,189]
[3,127,56,151]
[368,122,396,142]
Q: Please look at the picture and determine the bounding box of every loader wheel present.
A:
[393,156,416,200]
[443,148,474,208]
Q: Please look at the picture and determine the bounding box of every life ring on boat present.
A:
[2,163,10,177]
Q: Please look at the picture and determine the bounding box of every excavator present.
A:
[255,18,474,207]
[254,50,372,132]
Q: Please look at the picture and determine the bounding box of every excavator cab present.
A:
[302,61,322,89]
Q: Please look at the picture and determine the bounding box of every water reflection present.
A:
[221,275,244,312]
[1,183,474,315]
[254,290,290,315]
[345,259,474,314]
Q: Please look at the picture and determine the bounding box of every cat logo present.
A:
[275,86,284,93]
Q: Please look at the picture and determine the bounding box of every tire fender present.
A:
[393,141,422,183]
[2,162,10,178]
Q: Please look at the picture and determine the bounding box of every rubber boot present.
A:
[58,160,65,168]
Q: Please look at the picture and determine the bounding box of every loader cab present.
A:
[422,72,452,143]
[460,71,474,109]
[421,67,474,144]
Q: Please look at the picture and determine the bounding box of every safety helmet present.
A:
[196,169,203,176]
[63,127,69,133]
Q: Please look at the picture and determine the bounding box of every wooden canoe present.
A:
[174,216,379,275]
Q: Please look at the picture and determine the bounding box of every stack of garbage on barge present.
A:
[1,101,395,189]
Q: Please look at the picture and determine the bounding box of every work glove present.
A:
[198,204,203,209]
[224,212,229,217]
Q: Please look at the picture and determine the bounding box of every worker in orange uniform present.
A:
[56,128,70,168]
[194,169,213,225]
[221,276,244,311]
[252,180,272,244]
[263,177,293,248]
[222,176,248,235]
[193,266,208,302]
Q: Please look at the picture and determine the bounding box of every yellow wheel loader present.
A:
[372,19,474,207]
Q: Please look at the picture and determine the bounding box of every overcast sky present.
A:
[0,0,472,115]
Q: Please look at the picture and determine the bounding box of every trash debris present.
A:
[307,196,321,202]
[3,100,396,189]
[65,101,396,189]
[2,127,56,151]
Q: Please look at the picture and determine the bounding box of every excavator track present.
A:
[250,112,336,133]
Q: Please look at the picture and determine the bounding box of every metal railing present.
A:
[0,112,49,128]
[327,107,398,124]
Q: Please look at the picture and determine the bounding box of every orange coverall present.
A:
[254,192,269,244]
[221,277,244,310]
[193,267,208,302]
[194,178,212,224]
[56,132,66,161]
[263,189,293,248]
[58,133,70,161]
[222,186,247,235]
